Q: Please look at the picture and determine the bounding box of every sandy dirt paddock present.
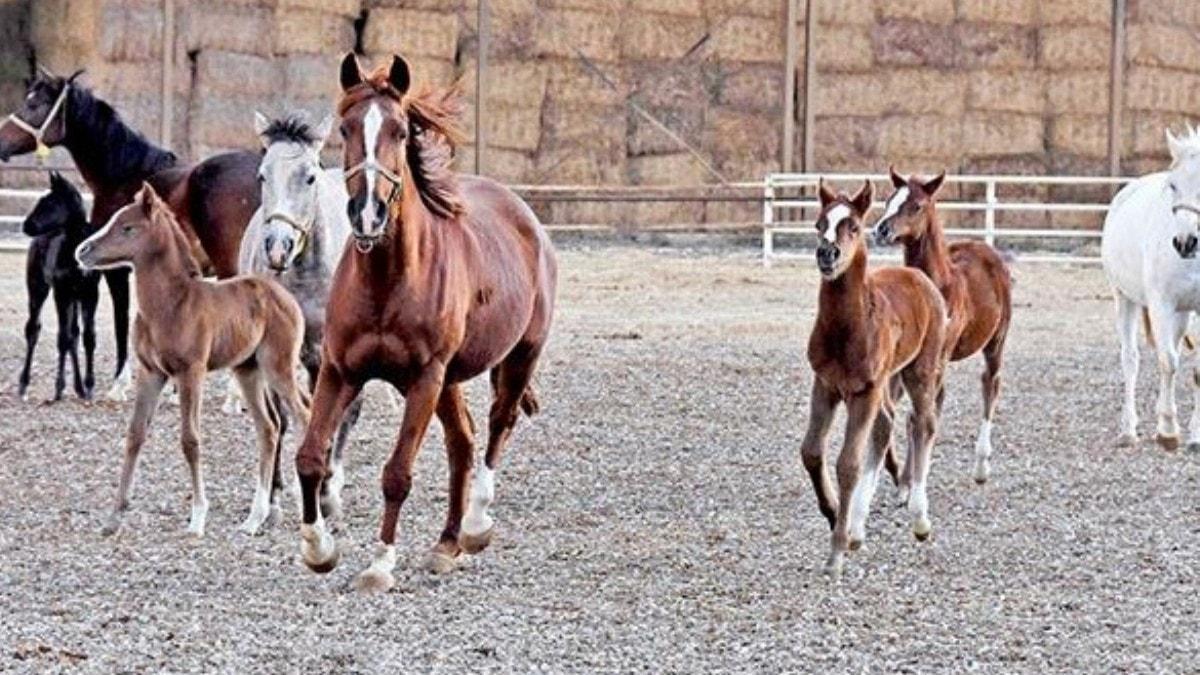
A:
[0,243,1197,673]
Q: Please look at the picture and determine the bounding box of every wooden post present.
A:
[160,0,175,148]
[801,0,816,172]
[474,0,488,175]
[1108,0,1126,176]
[782,0,798,172]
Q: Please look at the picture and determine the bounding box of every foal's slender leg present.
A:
[800,379,840,528]
[1148,304,1185,450]
[79,276,100,399]
[51,289,75,402]
[176,368,209,537]
[18,275,50,401]
[296,365,360,574]
[355,366,446,594]
[974,331,1007,483]
[66,301,86,399]
[104,270,133,401]
[849,388,894,550]
[423,384,475,574]
[901,371,940,541]
[882,376,904,486]
[827,388,880,578]
[102,367,167,536]
[1114,296,1140,446]
[234,368,280,535]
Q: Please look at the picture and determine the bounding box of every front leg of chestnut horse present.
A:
[102,367,167,536]
[176,368,209,538]
[295,365,360,574]
[422,384,474,574]
[827,388,879,579]
[355,366,446,594]
[799,380,839,529]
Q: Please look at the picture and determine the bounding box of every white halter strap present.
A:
[265,210,312,258]
[344,158,404,189]
[4,84,70,157]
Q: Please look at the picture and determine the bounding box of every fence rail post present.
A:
[984,179,997,246]
[763,176,775,267]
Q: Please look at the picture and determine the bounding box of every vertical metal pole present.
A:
[474,0,488,175]
[1108,0,1127,176]
[985,179,997,246]
[160,0,175,148]
[763,178,775,267]
[782,0,798,172]
[801,0,816,172]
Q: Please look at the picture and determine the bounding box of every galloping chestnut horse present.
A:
[0,67,260,399]
[76,184,310,538]
[293,53,556,592]
[874,169,1013,483]
[802,180,948,577]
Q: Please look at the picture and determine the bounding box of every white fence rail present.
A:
[761,173,1135,266]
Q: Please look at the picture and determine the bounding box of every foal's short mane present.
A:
[147,195,203,278]
[337,67,467,219]
[260,113,320,147]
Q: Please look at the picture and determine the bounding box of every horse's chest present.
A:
[808,333,880,396]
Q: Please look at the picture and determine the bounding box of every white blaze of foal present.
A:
[823,205,851,243]
[360,103,383,227]
[879,186,909,225]
[462,461,495,536]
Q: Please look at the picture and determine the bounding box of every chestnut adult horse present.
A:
[802,180,949,577]
[0,67,260,399]
[294,53,557,592]
[873,169,1013,484]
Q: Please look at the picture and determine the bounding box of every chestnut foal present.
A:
[874,169,1013,483]
[801,180,949,577]
[76,184,311,538]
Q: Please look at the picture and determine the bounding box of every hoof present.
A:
[100,521,120,537]
[1156,434,1180,451]
[237,518,263,536]
[319,495,343,520]
[896,487,910,505]
[912,518,932,542]
[973,475,988,486]
[353,568,395,594]
[848,538,863,552]
[265,504,283,528]
[1117,432,1137,448]
[303,546,341,574]
[421,550,461,575]
[824,553,844,579]
[1186,442,1200,454]
[459,527,494,555]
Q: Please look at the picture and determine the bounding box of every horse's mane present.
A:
[260,113,320,147]
[337,68,466,219]
[64,84,177,182]
[147,194,203,278]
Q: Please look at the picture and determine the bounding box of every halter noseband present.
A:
[343,158,404,207]
[1173,203,1200,218]
[265,210,312,261]
[3,84,69,162]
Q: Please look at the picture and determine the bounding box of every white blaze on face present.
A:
[360,103,383,228]
[822,205,851,243]
[879,186,909,225]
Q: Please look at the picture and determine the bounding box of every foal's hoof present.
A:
[319,494,343,520]
[304,547,341,575]
[848,538,863,552]
[824,553,844,579]
[265,504,284,528]
[1186,442,1200,454]
[912,518,932,542]
[1117,432,1137,448]
[421,550,461,575]
[100,521,120,537]
[459,527,494,555]
[353,568,396,594]
[1155,434,1180,451]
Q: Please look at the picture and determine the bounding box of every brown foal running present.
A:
[874,169,1013,483]
[75,184,310,538]
[801,180,949,577]
[293,54,557,592]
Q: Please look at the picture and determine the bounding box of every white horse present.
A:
[1102,126,1200,451]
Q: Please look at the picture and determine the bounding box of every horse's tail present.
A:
[519,386,541,417]
[1141,307,1196,352]
[997,248,1018,286]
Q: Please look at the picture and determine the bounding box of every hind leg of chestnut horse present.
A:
[799,380,839,529]
[295,367,361,575]
[102,366,168,536]
[175,368,209,537]
[1148,303,1187,450]
[900,368,940,541]
[881,376,905,487]
[323,396,363,519]
[423,384,475,574]
[233,367,281,535]
[827,387,880,577]
[974,330,1007,484]
[1114,295,1141,445]
[849,388,895,550]
[354,367,447,594]
[460,345,543,555]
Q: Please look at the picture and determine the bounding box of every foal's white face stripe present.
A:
[880,187,909,224]
[823,205,850,242]
[361,103,383,224]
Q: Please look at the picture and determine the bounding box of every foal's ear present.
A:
[850,179,873,216]
[1167,128,1185,162]
[889,165,906,189]
[817,178,837,207]
[313,114,334,150]
[922,171,946,198]
[339,52,363,91]
[388,55,411,96]
[137,182,164,215]
[253,111,271,148]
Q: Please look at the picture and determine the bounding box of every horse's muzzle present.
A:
[1174,233,1199,259]
[872,222,895,246]
[816,244,840,276]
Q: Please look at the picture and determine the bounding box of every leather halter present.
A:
[343,158,403,253]
[1172,203,1200,218]
[3,84,69,162]
[265,210,312,262]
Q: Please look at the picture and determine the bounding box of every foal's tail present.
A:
[1142,307,1197,352]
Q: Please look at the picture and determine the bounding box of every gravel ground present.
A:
[0,243,1197,673]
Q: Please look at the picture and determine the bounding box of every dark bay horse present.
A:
[0,67,261,399]
[76,184,310,538]
[294,53,557,592]
[18,172,96,401]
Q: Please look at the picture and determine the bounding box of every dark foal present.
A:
[874,169,1013,483]
[801,180,950,577]
[18,172,97,401]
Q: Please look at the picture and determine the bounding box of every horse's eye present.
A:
[849,222,859,234]
[305,174,316,186]
[339,126,348,139]
[122,225,134,235]
[256,173,265,184]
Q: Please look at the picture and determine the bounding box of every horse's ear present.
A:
[137,182,163,215]
[817,178,836,207]
[1167,128,1184,161]
[922,171,946,197]
[313,114,334,150]
[339,52,363,91]
[388,54,411,96]
[890,165,905,189]
[66,69,84,84]
[253,111,271,148]
[851,179,874,216]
